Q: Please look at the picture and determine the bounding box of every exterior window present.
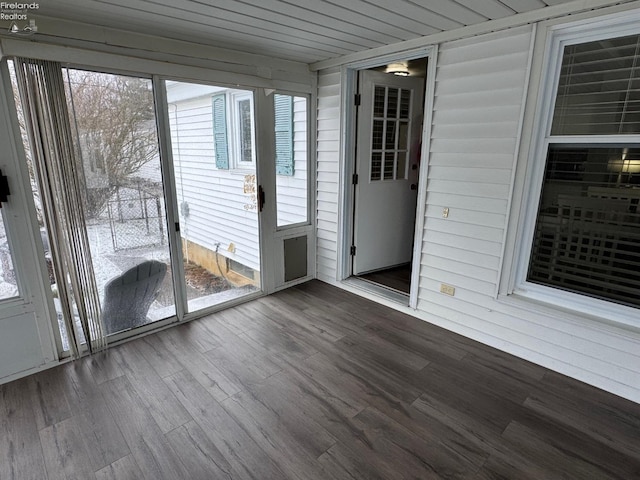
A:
[527,32,640,309]
[232,93,255,167]
[211,91,255,169]
[237,97,253,164]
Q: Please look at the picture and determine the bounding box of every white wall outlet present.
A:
[440,284,455,296]
[442,207,449,218]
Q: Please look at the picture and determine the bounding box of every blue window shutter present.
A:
[274,94,294,176]
[212,94,229,169]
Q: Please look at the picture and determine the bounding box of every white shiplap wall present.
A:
[315,25,640,403]
[316,68,342,282]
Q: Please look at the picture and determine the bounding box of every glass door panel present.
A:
[0,209,20,301]
[11,63,177,345]
[65,69,177,336]
[164,80,261,313]
[275,94,308,228]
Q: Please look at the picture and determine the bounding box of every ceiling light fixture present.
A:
[386,62,410,76]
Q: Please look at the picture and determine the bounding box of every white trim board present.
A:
[0,38,315,94]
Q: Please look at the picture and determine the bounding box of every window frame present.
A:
[229,91,256,169]
[512,11,640,326]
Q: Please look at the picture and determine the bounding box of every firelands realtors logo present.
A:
[1,2,39,34]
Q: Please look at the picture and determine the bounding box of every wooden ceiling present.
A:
[36,0,590,64]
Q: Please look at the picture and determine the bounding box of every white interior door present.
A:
[353,70,424,275]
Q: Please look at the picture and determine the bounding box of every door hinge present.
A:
[354,94,361,106]
[350,245,356,256]
[352,173,358,185]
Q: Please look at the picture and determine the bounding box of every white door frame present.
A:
[337,46,438,309]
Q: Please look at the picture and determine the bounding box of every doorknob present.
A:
[410,184,417,191]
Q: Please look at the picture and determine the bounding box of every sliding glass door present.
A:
[10,64,268,352]
[64,69,178,336]
[7,56,312,356]
[11,61,177,350]
[163,80,262,314]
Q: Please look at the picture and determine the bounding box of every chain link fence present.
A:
[107,186,166,251]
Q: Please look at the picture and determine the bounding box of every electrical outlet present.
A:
[442,207,449,218]
[440,284,455,296]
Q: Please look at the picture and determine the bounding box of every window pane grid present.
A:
[528,145,640,308]
[369,85,410,182]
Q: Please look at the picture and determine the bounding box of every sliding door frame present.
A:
[0,39,316,354]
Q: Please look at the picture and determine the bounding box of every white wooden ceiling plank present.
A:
[232,0,410,46]
[276,0,421,40]
[139,0,370,52]
[148,0,380,50]
[498,0,548,13]
[38,0,384,55]
[73,0,352,56]
[383,0,489,25]
[453,0,516,18]
[431,0,492,23]
[37,7,325,63]
[356,0,464,32]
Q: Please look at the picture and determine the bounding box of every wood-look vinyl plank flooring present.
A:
[2,280,640,479]
[358,264,412,294]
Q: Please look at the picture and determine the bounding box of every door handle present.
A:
[258,185,265,212]
[0,170,10,207]
[410,184,417,191]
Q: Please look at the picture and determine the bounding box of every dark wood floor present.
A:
[2,280,640,479]
[358,264,412,294]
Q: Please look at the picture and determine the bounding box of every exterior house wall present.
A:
[316,24,640,403]
[169,86,308,274]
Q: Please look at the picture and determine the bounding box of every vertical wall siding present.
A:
[316,68,342,282]
[419,25,640,403]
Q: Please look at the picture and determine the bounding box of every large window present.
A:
[527,29,640,310]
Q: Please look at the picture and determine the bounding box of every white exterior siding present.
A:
[170,93,261,271]
[315,25,640,403]
[316,68,342,282]
[169,88,309,272]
